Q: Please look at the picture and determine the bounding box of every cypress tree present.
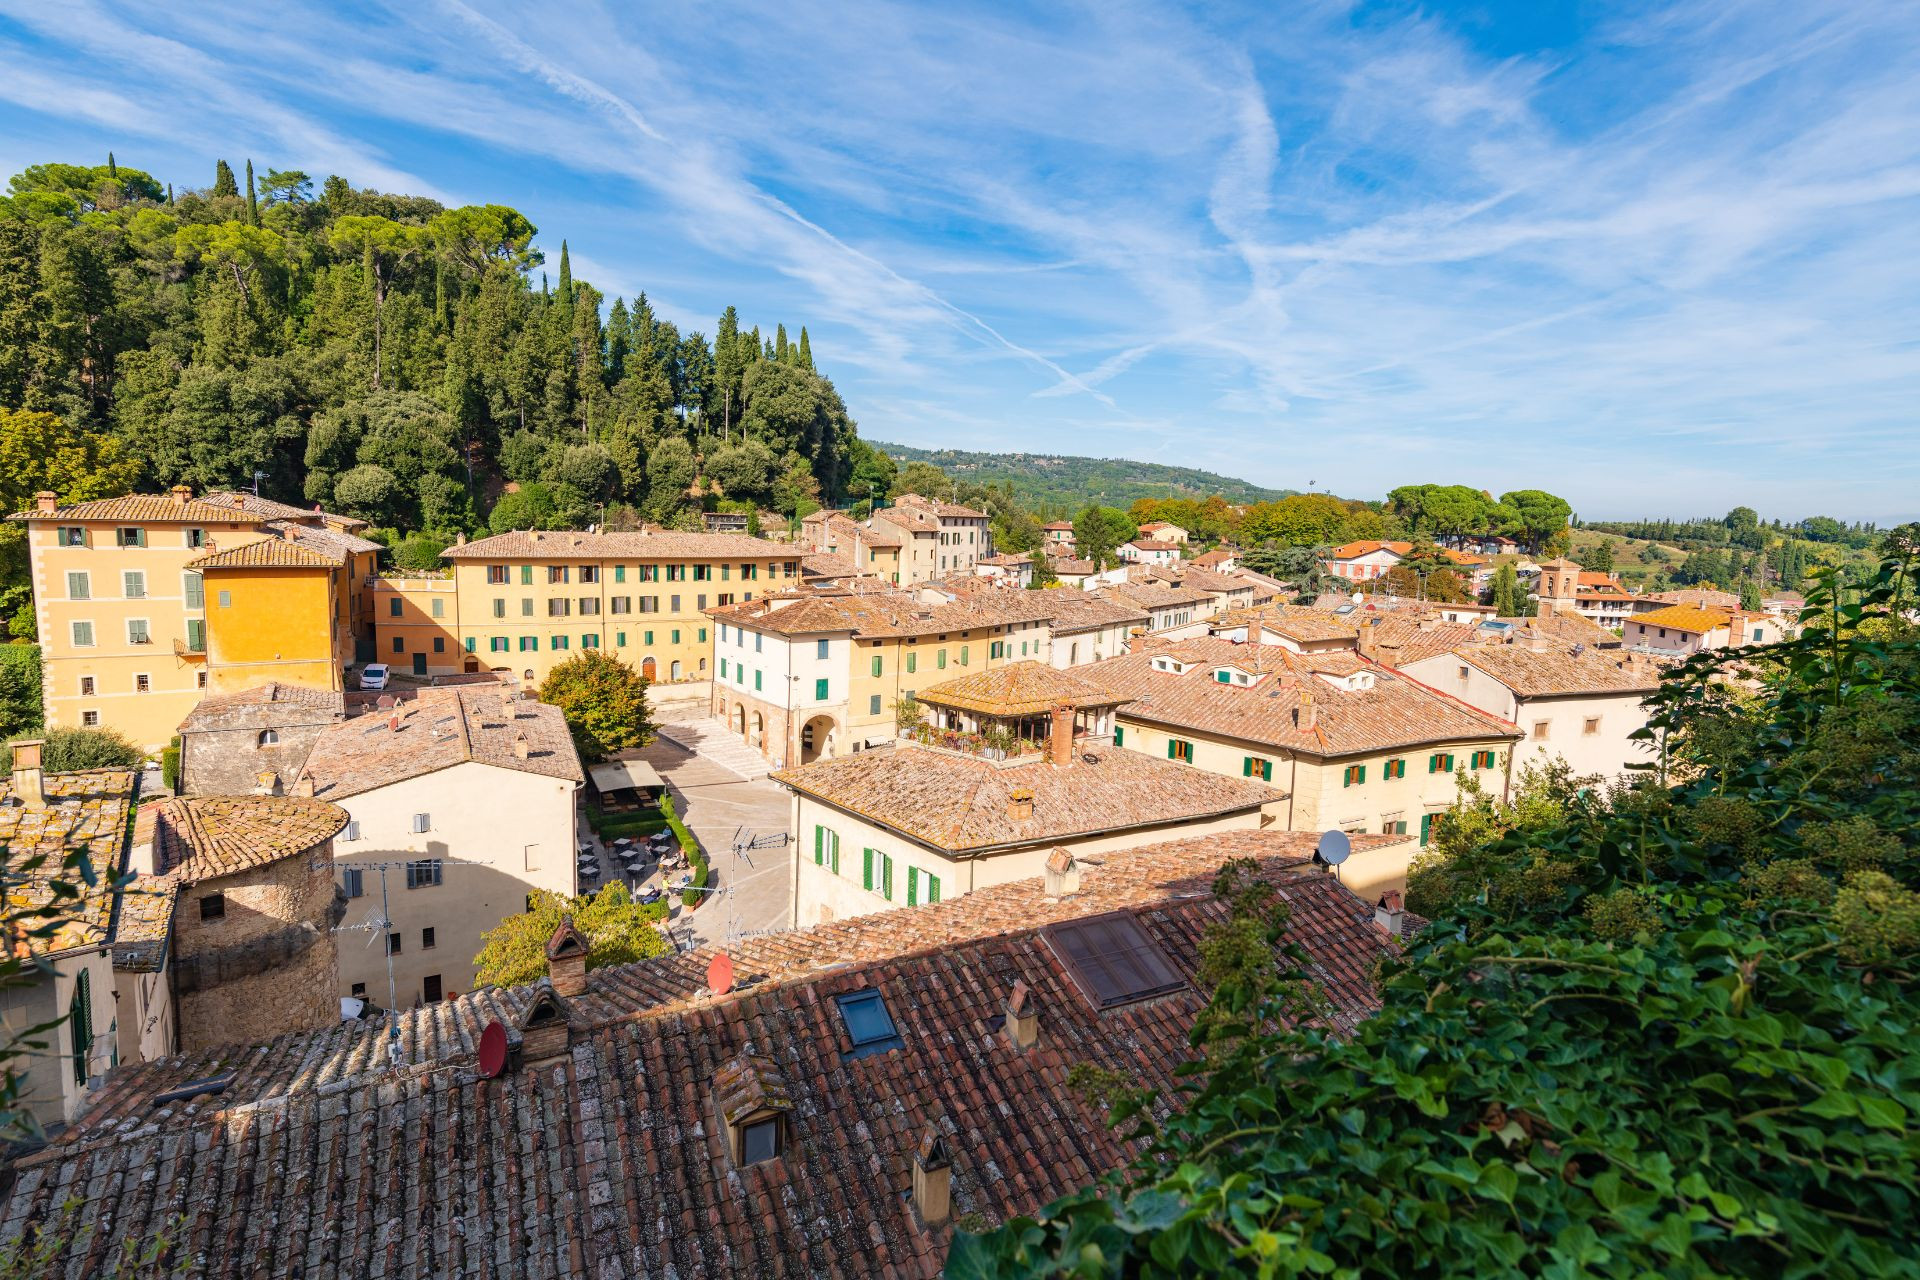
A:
[557,240,573,310]
[797,326,813,371]
[774,323,789,363]
[166,183,173,204]
[213,159,238,198]
[245,159,258,225]
[107,152,117,178]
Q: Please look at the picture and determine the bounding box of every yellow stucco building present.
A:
[14,488,380,751]
[438,528,802,686]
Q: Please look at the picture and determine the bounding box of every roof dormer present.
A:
[1151,655,1195,675]
[1210,665,1257,687]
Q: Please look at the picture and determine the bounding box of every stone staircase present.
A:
[655,718,772,781]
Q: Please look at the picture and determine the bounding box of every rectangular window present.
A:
[869,694,882,715]
[343,820,361,842]
[616,632,626,647]
[698,627,707,642]
[1384,758,1406,780]
[183,572,203,608]
[127,619,150,645]
[614,565,626,583]
[490,637,508,652]
[720,657,729,679]
[548,599,571,617]
[116,527,144,548]
[519,636,536,651]
[520,565,533,585]
[1472,750,1498,769]
[548,566,569,584]
[644,631,654,645]
[79,676,95,696]
[433,637,446,653]
[120,570,146,599]
[1113,724,1124,746]
[583,634,599,649]
[423,974,443,1002]
[1531,720,1550,740]
[1343,764,1366,787]
[387,933,402,955]
[135,673,150,693]
[389,598,403,617]
[521,599,534,616]
[392,636,404,653]
[1429,752,1454,774]
[343,868,364,898]
[814,678,829,700]
[1420,813,1435,846]
[553,635,570,650]
[200,893,226,921]
[422,927,436,949]
[1584,717,1601,736]
[1167,738,1194,764]
[817,638,830,659]
[406,858,443,888]
[493,598,507,618]
[66,571,89,600]
[610,596,630,614]
[670,629,681,644]
[81,710,99,726]
[579,565,599,584]
[488,565,509,585]
[1242,756,1272,781]
[693,564,710,581]
[57,526,86,547]
[1382,820,1409,836]
[960,645,969,666]
[670,594,681,612]
[579,598,600,616]
[936,650,947,669]
[870,655,883,677]
[431,598,445,618]
[411,813,431,834]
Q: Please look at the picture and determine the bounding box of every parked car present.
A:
[358,663,390,691]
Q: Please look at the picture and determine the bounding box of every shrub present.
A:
[16,726,143,771]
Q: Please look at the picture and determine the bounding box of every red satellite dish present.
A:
[476,1020,508,1079]
[707,952,735,997]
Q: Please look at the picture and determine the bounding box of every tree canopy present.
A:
[538,649,655,762]
[471,883,669,989]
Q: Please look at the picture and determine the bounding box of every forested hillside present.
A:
[871,441,1294,510]
[0,158,894,540]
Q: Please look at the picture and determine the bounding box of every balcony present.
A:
[173,636,207,659]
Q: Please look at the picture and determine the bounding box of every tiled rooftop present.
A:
[1083,636,1520,757]
[1355,614,1489,667]
[177,682,346,734]
[1094,579,1214,612]
[187,535,342,570]
[8,832,1400,1279]
[1627,603,1734,634]
[1221,602,1360,643]
[0,769,138,956]
[1452,644,1666,697]
[916,660,1132,717]
[198,491,370,531]
[298,688,584,801]
[1646,588,1740,610]
[774,740,1282,852]
[443,528,795,561]
[893,492,988,520]
[137,795,349,883]
[1325,540,1412,559]
[711,583,1057,641]
[9,494,263,525]
[1032,587,1147,633]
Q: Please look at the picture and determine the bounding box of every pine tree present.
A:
[244,159,258,226]
[797,326,813,371]
[606,298,630,383]
[557,240,573,310]
[213,159,238,198]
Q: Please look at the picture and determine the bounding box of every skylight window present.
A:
[834,989,903,1059]
[1044,912,1186,1010]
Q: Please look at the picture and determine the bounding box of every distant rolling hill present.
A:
[872,441,1294,511]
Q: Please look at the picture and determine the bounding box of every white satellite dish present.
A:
[1315,829,1351,867]
[1350,591,1363,604]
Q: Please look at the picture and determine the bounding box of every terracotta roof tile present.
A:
[198,491,370,530]
[1221,602,1359,643]
[0,769,138,956]
[444,528,796,561]
[177,682,346,734]
[15,831,1400,1279]
[772,741,1282,852]
[136,795,348,882]
[187,536,341,570]
[917,661,1131,717]
[9,494,264,525]
[299,687,584,800]
[1325,540,1412,560]
[1452,645,1666,696]
[1627,603,1733,634]
[1082,636,1519,757]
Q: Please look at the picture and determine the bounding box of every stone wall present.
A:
[180,721,335,797]
[171,840,344,1051]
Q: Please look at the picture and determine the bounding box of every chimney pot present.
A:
[545,918,590,997]
[512,732,531,760]
[33,491,57,513]
[912,1125,954,1227]
[455,531,467,546]
[1004,980,1039,1051]
[253,769,280,796]
[1375,890,1406,937]
[232,494,244,510]
[1007,789,1034,822]
[1043,846,1079,898]
[10,739,46,810]
[1048,701,1076,768]
[388,713,401,733]
[170,485,191,505]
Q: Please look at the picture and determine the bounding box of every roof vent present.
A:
[714,1049,793,1167]
[912,1124,953,1227]
[1004,979,1038,1051]
[1007,789,1034,822]
[9,738,45,811]
[291,772,315,798]
[1043,847,1080,899]
[515,982,571,1063]
[1375,890,1405,937]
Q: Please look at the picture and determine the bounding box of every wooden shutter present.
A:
[882,855,894,900]
[863,848,874,890]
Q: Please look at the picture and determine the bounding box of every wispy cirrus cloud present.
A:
[0,0,1915,518]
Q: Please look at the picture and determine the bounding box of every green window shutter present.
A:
[521,565,532,585]
[1261,760,1273,782]
[1420,813,1433,846]
[907,866,919,906]
[1242,757,1252,777]
[70,969,92,1085]
[937,650,946,669]
[815,678,829,700]
[830,833,840,875]
[871,656,882,677]
[1113,725,1124,746]
[1167,739,1177,759]
[882,854,894,900]
[754,671,762,691]
[1429,754,1439,774]
[1358,765,1366,784]
[863,848,874,890]
[927,874,940,903]
[814,826,825,865]
[906,652,916,673]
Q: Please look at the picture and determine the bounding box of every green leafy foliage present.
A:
[12,726,143,771]
[0,645,41,739]
[537,648,654,762]
[470,881,669,988]
[954,533,1920,1277]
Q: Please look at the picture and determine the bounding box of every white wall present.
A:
[1052,623,1132,668]
[1401,653,1655,782]
[333,760,578,1008]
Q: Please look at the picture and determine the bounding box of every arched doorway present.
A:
[670,660,683,681]
[800,715,837,764]
[731,703,746,736]
[751,711,764,747]
[641,656,657,681]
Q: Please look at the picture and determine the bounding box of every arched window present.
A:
[258,729,279,747]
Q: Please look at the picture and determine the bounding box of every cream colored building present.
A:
[295,687,585,1009]
[800,493,992,586]
[1400,644,1663,781]
[438,527,800,688]
[775,724,1282,928]
[1079,636,1517,898]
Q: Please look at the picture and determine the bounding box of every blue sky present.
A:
[3,1,1917,522]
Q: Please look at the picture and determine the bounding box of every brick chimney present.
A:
[169,485,191,505]
[515,984,571,1063]
[252,769,280,796]
[1375,890,1405,937]
[1043,847,1079,898]
[1007,789,1034,822]
[1357,617,1377,660]
[1297,689,1317,732]
[10,739,45,810]
[512,732,531,760]
[1048,701,1076,767]
[545,918,590,997]
[912,1125,953,1227]
[454,530,466,546]
[231,493,244,510]
[291,772,315,798]
[33,491,57,514]
[280,524,299,541]
[1004,979,1038,1051]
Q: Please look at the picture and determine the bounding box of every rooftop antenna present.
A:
[251,468,267,497]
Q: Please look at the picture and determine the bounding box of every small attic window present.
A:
[741,1118,782,1163]
[835,989,903,1060]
